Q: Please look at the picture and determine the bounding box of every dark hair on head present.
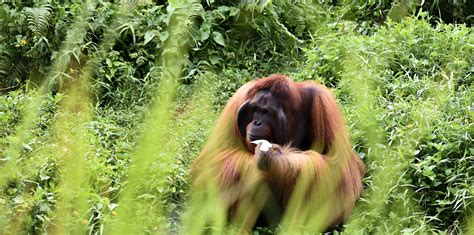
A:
[247,74,302,108]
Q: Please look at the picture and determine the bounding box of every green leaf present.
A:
[228,7,240,16]
[212,31,225,46]
[199,22,211,41]
[159,31,169,42]
[144,31,155,45]
[13,195,24,204]
[210,55,222,65]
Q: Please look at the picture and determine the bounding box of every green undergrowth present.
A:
[282,15,472,233]
[0,0,473,234]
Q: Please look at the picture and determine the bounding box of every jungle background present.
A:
[0,0,473,234]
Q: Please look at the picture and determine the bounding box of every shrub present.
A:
[302,16,472,232]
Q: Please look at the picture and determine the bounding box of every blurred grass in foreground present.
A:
[1,1,97,232]
[108,1,202,233]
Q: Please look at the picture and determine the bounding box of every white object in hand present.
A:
[251,140,272,152]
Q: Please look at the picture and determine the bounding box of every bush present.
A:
[302,16,472,232]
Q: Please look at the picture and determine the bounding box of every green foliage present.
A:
[423,0,474,25]
[301,16,472,232]
[0,2,72,91]
[0,0,473,234]
[24,3,52,37]
[0,90,63,233]
[92,3,168,108]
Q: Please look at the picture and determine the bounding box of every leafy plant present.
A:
[24,3,52,37]
[0,0,472,234]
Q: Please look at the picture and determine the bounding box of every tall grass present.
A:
[0,1,472,234]
[108,1,202,233]
[178,73,227,235]
[0,1,98,232]
[341,36,447,233]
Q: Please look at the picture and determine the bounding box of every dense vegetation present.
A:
[1,0,472,234]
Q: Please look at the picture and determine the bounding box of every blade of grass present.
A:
[47,66,93,234]
[178,72,232,235]
[0,1,97,233]
[108,1,200,233]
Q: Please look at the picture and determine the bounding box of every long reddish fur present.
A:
[190,74,364,231]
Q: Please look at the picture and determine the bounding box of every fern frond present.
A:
[0,50,26,92]
[121,0,138,8]
[387,0,420,22]
[24,4,52,37]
